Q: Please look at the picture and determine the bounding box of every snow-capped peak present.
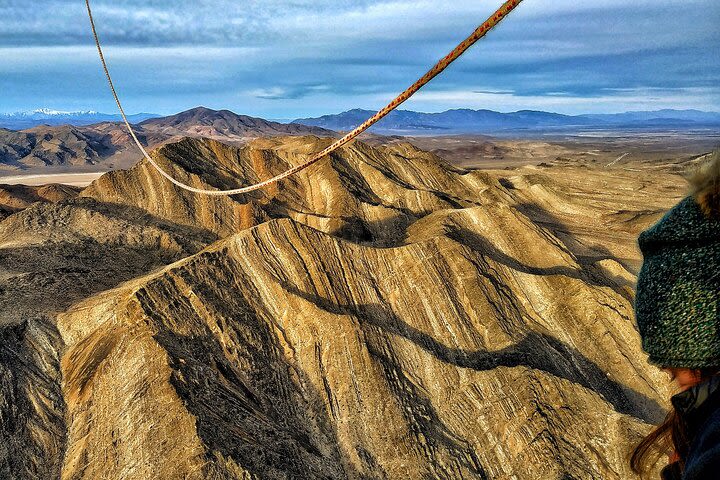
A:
[0,108,103,118]
[30,108,99,116]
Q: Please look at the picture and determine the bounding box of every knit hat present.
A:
[635,152,720,368]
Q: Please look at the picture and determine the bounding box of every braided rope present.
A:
[85,0,523,196]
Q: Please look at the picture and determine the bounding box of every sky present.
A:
[1,0,719,118]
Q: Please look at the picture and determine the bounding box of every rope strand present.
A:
[85,0,523,196]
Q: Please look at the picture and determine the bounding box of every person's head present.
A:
[633,150,720,370]
[663,366,706,391]
[630,150,720,475]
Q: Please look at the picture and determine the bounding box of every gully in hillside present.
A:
[630,150,720,479]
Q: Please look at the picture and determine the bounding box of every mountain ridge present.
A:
[293,108,720,134]
[5,106,718,133]
[0,107,337,174]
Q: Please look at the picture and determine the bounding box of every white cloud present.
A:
[1,0,717,115]
[400,86,720,114]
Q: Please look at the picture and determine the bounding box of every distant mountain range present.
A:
[0,107,335,174]
[5,107,719,134]
[2,105,718,174]
[0,109,160,130]
[138,106,334,138]
[292,108,720,134]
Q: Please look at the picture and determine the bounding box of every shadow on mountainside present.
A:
[0,318,65,479]
[142,276,374,479]
[0,197,217,323]
[357,326,490,478]
[512,201,639,300]
[139,263,489,478]
[279,281,664,425]
[448,224,634,303]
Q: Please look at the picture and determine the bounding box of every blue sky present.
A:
[1,0,719,118]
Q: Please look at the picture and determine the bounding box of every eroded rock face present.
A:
[0,197,216,326]
[0,317,65,479]
[58,217,667,479]
[81,136,510,243]
[0,134,684,479]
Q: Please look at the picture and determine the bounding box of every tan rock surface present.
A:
[58,217,666,479]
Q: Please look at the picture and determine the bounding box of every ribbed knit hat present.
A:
[634,152,720,368]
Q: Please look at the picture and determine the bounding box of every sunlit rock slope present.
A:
[0,134,687,479]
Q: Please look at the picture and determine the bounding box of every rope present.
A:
[85,0,524,196]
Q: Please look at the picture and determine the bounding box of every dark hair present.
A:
[630,367,720,476]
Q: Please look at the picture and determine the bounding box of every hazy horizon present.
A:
[2,105,720,120]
